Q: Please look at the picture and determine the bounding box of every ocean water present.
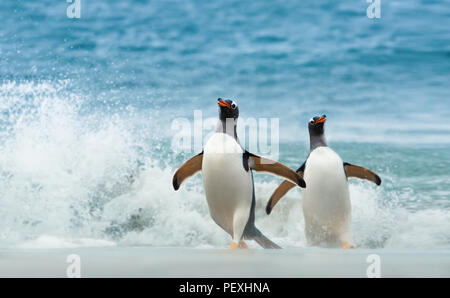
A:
[0,0,449,250]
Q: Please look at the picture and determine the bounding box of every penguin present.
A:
[265,115,381,248]
[173,98,306,249]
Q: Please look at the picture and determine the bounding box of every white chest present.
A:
[201,133,253,232]
[302,146,350,217]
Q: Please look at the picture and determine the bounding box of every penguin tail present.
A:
[245,227,281,249]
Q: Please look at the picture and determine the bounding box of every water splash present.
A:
[0,81,448,250]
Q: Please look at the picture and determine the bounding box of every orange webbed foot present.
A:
[229,241,239,249]
[340,242,355,249]
[229,241,248,249]
[238,240,248,249]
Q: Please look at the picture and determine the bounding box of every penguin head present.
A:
[308,114,326,136]
[217,98,239,120]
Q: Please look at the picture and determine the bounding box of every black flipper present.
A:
[243,151,306,187]
[265,161,306,214]
[343,162,381,186]
[242,151,250,172]
[172,151,203,190]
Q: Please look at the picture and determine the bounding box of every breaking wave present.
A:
[0,81,448,250]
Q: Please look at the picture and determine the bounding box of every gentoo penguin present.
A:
[173,98,306,249]
[265,115,381,248]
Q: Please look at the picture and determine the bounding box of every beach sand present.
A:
[0,247,449,278]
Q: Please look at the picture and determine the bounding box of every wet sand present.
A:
[0,247,449,278]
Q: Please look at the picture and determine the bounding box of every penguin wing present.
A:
[245,151,306,188]
[265,162,306,215]
[172,152,203,190]
[343,162,381,186]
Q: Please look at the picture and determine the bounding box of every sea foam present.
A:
[0,81,448,250]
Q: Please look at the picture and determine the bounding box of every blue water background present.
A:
[0,0,449,248]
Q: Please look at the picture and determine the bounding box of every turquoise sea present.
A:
[0,0,449,250]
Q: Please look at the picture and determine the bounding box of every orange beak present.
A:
[218,99,231,109]
[315,116,326,124]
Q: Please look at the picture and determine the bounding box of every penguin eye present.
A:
[309,119,314,124]
[231,102,237,109]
